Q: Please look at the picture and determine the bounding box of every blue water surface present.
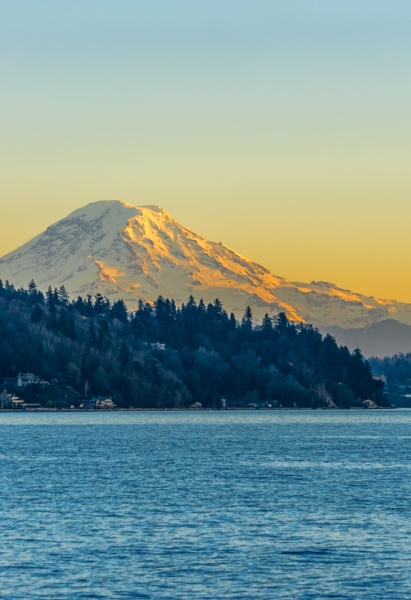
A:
[0,410,410,599]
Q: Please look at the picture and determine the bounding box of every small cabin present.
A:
[189,402,202,410]
[95,397,117,410]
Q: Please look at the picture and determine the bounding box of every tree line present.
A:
[0,279,387,409]
[369,353,411,386]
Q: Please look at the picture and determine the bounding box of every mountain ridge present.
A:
[1,200,411,345]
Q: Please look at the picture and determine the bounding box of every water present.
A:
[0,410,410,599]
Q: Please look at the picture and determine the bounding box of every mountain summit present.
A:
[1,200,411,339]
[0,200,298,319]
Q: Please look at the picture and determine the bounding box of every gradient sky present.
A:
[1,1,411,301]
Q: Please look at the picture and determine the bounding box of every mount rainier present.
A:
[1,200,411,354]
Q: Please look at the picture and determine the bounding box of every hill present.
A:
[0,281,386,409]
[328,320,411,358]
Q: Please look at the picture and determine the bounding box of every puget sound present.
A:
[1,409,410,599]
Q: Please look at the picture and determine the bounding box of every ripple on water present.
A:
[0,410,410,599]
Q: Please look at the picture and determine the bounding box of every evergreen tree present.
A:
[28,279,37,296]
[46,286,55,308]
[275,312,289,334]
[229,312,237,330]
[58,285,70,306]
[85,295,94,317]
[241,305,253,330]
[262,313,273,332]
[111,299,128,323]
[94,293,105,316]
[73,296,86,315]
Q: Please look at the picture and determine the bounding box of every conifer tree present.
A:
[229,312,237,330]
[28,279,37,295]
[46,286,54,307]
[58,285,69,306]
[111,299,128,323]
[241,305,253,330]
[262,313,273,332]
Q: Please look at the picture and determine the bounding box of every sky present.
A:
[1,1,411,301]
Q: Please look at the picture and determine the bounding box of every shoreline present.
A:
[0,406,395,413]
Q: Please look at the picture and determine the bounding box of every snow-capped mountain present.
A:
[1,200,411,342]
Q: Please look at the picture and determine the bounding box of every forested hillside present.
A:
[370,354,411,384]
[369,354,411,407]
[0,280,386,409]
